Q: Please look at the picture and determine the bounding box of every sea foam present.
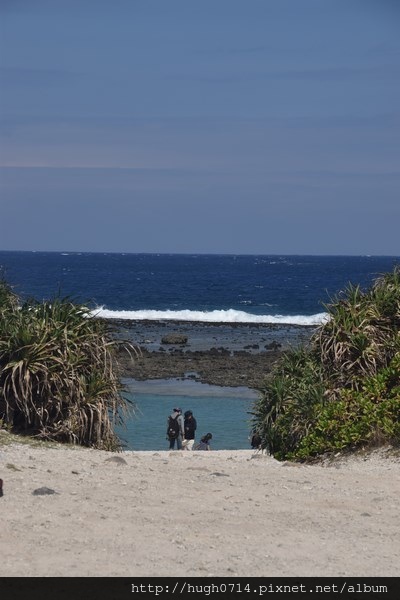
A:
[92,307,328,326]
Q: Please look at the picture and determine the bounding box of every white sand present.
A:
[1,435,399,577]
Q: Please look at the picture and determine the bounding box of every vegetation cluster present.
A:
[0,277,133,450]
[252,268,400,460]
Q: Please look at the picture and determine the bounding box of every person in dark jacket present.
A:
[182,410,197,450]
[250,431,262,450]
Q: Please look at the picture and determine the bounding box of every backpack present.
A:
[167,414,180,439]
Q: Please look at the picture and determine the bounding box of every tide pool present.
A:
[116,379,259,451]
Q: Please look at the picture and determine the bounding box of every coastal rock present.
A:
[32,487,58,495]
[161,333,188,345]
[265,341,282,350]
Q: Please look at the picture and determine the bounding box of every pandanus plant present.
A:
[0,286,137,450]
[316,268,400,391]
[252,266,400,459]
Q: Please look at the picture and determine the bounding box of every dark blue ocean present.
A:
[1,252,399,322]
[1,252,399,450]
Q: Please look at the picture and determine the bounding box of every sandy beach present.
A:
[1,433,399,578]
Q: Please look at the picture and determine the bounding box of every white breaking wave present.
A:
[92,307,328,326]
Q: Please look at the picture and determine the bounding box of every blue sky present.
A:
[1,0,399,254]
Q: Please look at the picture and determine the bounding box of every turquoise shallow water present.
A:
[115,379,259,451]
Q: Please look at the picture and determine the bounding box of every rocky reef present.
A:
[112,319,315,390]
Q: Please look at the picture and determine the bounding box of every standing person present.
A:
[182,410,197,450]
[166,407,184,450]
[250,431,262,450]
[194,433,212,451]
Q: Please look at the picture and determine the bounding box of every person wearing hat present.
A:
[167,407,185,450]
[182,410,197,451]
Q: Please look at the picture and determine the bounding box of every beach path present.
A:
[1,438,399,577]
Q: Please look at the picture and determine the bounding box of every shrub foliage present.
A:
[252,267,400,460]
[0,278,136,450]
